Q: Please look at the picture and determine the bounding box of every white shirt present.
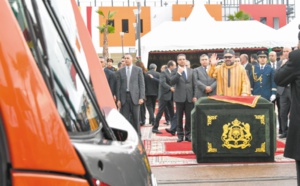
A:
[260,64,266,69]
[270,61,277,69]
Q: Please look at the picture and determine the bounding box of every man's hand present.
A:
[270,94,276,102]
[205,86,212,93]
[177,66,184,74]
[192,97,197,103]
[170,87,175,92]
[210,53,218,66]
[117,100,121,108]
[139,99,144,105]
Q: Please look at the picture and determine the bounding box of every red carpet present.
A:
[163,140,285,155]
[165,141,192,151]
[277,140,285,148]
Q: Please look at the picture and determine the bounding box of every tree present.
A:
[96,10,116,59]
[227,10,251,21]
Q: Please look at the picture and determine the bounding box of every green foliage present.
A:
[96,9,117,58]
[227,10,251,21]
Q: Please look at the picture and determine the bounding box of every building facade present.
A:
[77,0,296,64]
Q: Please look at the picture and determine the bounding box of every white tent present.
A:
[140,1,279,66]
[275,17,300,48]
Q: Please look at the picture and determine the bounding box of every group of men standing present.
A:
[100,48,291,142]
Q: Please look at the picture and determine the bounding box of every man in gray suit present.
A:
[117,53,145,136]
[193,54,216,99]
[171,54,197,142]
[276,47,292,138]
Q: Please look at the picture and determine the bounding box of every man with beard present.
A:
[209,49,251,96]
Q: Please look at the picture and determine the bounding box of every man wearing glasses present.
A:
[209,49,251,96]
[249,51,277,101]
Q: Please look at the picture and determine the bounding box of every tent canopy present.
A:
[141,1,279,66]
[275,17,300,48]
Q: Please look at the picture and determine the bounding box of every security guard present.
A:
[249,51,277,101]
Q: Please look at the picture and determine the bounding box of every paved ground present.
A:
[152,162,297,186]
[147,104,295,185]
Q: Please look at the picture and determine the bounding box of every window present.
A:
[122,19,128,33]
[260,17,267,25]
[107,20,114,27]
[11,0,104,135]
[273,17,279,29]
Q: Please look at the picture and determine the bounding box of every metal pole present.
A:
[137,2,142,59]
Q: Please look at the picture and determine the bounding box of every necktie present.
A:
[182,70,187,80]
[260,66,263,70]
[126,66,131,91]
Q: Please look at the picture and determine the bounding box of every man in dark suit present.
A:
[99,57,116,100]
[152,60,177,134]
[267,51,282,135]
[116,53,145,136]
[274,41,300,185]
[193,54,216,99]
[276,47,292,138]
[171,54,196,142]
[249,51,277,100]
[145,63,160,125]
[240,54,252,78]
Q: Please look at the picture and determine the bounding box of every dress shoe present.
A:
[177,138,183,142]
[152,129,162,134]
[165,129,175,136]
[185,137,191,142]
[278,130,282,135]
[279,133,287,139]
[164,121,170,125]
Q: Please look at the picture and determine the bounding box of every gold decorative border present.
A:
[254,115,265,125]
[255,142,266,152]
[207,115,217,126]
[207,142,217,153]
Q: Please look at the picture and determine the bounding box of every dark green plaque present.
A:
[191,97,276,163]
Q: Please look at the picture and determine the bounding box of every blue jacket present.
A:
[249,65,277,100]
